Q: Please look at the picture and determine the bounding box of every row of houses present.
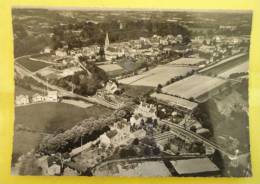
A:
[15,91,58,106]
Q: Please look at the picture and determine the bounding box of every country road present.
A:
[92,154,206,172]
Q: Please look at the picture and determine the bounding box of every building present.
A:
[179,115,202,130]
[105,80,119,94]
[47,163,61,176]
[130,114,144,128]
[133,102,157,119]
[32,93,45,103]
[99,134,111,148]
[170,157,220,176]
[55,48,67,57]
[45,91,58,102]
[150,93,198,112]
[104,32,110,50]
[111,121,132,146]
[15,95,29,106]
[42,47,52,54]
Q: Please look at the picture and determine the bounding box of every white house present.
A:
[15,95,29,106]
[43,47,52,54]
[105,80,119,94]
[47,163,61,176]
[55,49,67,57]
[109,121,132,146]
[32,93,45,103]
[134,102,157,119]
[99,134,111,148]
[45,91,58,102]
[130,114,144,128]
[132,129,146,139]
[176,34,183,43]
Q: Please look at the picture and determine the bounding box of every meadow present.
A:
[12,102,113,163]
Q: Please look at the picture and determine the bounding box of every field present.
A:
[16,57,51,72]
[13,103,113,162]
[119,65,194,87]
[168,57,206,66]
[117,59,145,72]
[161,74,226,100]
[199,53,248,75]
[30,53,52,61]
[15,86,37,96]
[218,61,248,78]
[121,84,154,98]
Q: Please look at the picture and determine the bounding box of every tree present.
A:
[156,84,163,93]
[144,146,151,156]
[132,138,139,145]
[153,147,160,155]
[190,126,196,132]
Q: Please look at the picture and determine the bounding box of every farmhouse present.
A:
[161,74,227,103]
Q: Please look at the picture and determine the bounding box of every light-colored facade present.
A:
[45,91,58,102]
[15,95,30,106]
[32,93,45,103]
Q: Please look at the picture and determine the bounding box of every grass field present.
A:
[13,103,113,161]
[15,86,36,96]
[121,84,154,98]
[16,57,51,72]
[119,65,194,87]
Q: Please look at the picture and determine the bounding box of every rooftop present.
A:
[150,93,198,111]
[170,157,219,175]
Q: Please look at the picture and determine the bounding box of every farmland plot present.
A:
[161,74,227,100]
[16,57,51,72]
[119,65,194,87]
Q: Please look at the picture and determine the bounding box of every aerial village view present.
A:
[12,8,252,177]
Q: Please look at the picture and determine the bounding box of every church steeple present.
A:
[105,32,109,50]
